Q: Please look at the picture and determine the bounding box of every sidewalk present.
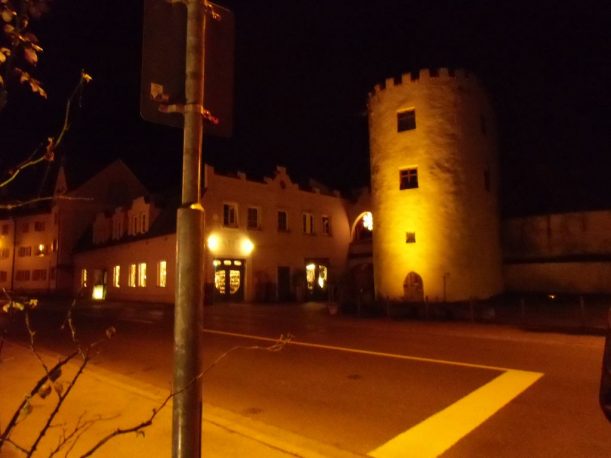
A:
[0,341,363,458]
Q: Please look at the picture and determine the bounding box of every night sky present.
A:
[1,0,609,216]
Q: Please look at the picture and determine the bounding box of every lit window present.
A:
[321,216,331,235]
[92,285,105,300]
[399,168,419,190]
[81,269,88,287]
[306,263,316,291]
[138,262,147,287]
[229,269,241,294]
[318,265,328,289]
[113,265,120,288]
[277,210,288,232]
[129,264,137,287]
[302,213,314,235]
[223,203,238,227]
[215,270,226,294]
[247,207,260,229]
[397,109,416,132]
[157,260,167,287]
[305,261,329,293]
[35,244,47,256]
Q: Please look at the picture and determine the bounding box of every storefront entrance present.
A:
[305,259,329,301]
[213,258,245,302]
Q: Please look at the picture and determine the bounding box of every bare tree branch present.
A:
[79,335,293,457]
[0,70,92,190]
[48,413,117,458]
[0,195,92,211]
[0,350,79,452]
[0,289,112,454]
[78,391,173,458]
[199,333,293,380]
[24,308,53,389]
[3,436,29,454]
[26,351,89,457]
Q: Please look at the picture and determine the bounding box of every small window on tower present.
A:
[399,168,419,190]
[397,109,416,132]
[405,232,416,244]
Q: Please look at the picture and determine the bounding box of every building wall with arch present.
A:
[368,68,503,302]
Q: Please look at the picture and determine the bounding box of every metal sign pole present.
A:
[172,0,205,456]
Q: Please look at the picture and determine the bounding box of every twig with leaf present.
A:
[0,0,51,109]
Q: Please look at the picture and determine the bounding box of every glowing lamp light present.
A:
[240,238,255,256]
[207,234,220,253]
[363,212,373,231]
[92,285,105,300]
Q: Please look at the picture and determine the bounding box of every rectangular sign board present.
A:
[141,0,234,136]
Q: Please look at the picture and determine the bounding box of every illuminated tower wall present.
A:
[368,68,503,302]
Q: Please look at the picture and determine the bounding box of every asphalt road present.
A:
[5,302,611,457]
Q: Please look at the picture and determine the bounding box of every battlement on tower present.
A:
[369,68,480,98]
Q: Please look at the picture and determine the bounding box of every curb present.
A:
[5,341,365,458]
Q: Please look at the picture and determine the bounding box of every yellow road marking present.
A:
[368,369,543,458]
[203,328,544,457]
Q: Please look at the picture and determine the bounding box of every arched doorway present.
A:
[351,211,373,242]
[403,272,424,302]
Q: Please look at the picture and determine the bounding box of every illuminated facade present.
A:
[0,160,147,295]
[72,165,351,303]
[6,69,611,305]
[368,68,503,302]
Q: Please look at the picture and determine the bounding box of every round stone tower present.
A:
[368,68,503,302]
